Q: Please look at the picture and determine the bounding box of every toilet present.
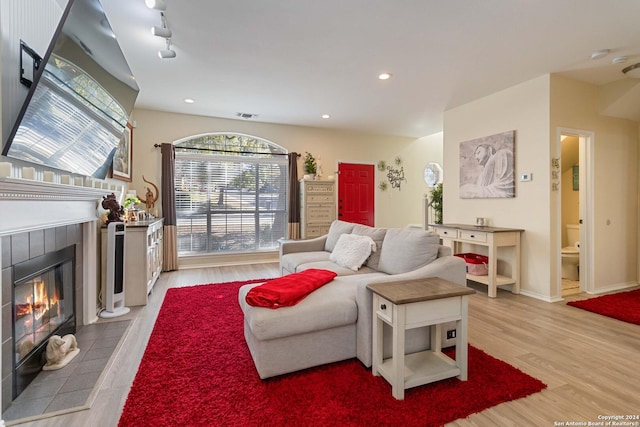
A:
[561,224,580,280]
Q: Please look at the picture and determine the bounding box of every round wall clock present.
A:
[424,163,443,187]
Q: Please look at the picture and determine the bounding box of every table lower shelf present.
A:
[466,273,515,286]
[376,350,460,390]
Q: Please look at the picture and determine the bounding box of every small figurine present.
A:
[139,175,159,212]
[102,193,124,224]
[43,334,80,370]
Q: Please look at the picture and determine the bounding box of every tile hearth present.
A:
[2,320,130,423]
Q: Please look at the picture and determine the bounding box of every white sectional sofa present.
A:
[238,220,467,379]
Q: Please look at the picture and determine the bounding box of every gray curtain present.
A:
[161,143,178,271]
[287,152,300,239]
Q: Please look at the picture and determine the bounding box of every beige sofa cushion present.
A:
[377,228,440,274]
[324,220,356,251]
[281,251,330,274]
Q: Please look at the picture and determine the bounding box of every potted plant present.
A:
[303,152,317,178]
[123,195,141,221]
[123,195,141,210]
[430,183,443,224]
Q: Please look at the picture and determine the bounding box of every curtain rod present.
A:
[153,144,299,157]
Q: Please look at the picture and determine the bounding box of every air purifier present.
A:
[100,222,130,318]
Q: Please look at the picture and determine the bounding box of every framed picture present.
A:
[113,123,133,182]
[459,130,515,199]
[573,165,579,190]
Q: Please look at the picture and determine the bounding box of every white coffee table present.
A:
[368,278,475,400]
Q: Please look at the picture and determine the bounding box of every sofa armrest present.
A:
[354,255,466,367]
[280,235,327,257]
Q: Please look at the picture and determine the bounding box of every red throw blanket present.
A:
[245,269,337,309]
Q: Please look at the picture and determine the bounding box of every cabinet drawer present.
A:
[303,183,335,193]
[434,227,458,240]
[307,194,334,203]
[376,296,394,323]
[458,230,487,243]
[304,226,330,237]
[307,206,335,221]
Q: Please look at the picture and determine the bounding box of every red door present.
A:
[338,163,375,226]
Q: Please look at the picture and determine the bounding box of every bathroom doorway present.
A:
[558,129,594,297]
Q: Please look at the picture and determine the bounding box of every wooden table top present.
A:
[367,277,475,305]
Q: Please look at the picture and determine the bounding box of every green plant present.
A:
[303,152,317,174]
[430,182,443,224]
[123,195,141,210]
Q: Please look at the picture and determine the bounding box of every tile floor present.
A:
[2,320,130,423]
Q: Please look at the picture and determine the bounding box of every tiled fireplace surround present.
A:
[0,176,123,413]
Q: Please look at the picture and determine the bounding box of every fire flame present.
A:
[15,278,60,320]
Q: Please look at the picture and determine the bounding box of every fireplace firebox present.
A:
[12,245,76,398]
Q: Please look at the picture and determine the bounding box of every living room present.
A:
[1,0,639,425]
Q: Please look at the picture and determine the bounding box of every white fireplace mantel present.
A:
[0,176,123,236]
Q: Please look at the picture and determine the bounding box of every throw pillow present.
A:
[324,220,356,252]
[377,228,440,274]
[352,224,387,270]
[329,233,376,271]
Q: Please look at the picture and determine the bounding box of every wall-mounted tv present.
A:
[2,0,139,179]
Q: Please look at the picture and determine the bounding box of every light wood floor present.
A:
[15,263,640,427]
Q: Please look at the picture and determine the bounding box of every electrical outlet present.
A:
[447,330,456,339]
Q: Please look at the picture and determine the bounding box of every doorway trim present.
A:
[557,127,595,297]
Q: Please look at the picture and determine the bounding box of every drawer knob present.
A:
[470,234,475,238]
[380,304,386,310]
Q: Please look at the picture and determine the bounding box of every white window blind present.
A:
[174,134,288,255]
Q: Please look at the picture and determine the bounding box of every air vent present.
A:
[236,112,259,120]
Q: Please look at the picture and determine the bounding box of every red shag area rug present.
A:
[567,289,640,325]
[119,280,546,427]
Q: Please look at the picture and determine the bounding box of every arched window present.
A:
[173,133,288,255]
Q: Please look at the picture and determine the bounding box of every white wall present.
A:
[130,108,444,230]
[550,75,638,294]
[443,74,639,301]
[443,75,552,299]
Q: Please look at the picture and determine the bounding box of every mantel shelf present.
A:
[0,177,122,202]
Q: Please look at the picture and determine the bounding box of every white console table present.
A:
[430,224,523,298]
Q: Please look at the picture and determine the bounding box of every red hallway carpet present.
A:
[119,280,546,427]
[567,289,640,325]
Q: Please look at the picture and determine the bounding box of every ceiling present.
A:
[101,0,640,138]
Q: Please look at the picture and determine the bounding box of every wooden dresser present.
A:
[299,180,336,239]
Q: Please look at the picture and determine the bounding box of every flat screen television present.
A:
[2,0,139,179]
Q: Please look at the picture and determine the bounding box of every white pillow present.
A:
[329,234,376,271]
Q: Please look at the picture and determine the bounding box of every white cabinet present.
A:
[101,218,163,307]
[299,180,335,239]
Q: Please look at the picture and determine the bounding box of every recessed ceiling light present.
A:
[612,56,628,64]
[378,72,392,80]
[321,114,331,119]
[590,49,610,60]
[184,98,195,104]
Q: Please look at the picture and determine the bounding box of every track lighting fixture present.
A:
[159,39,176,59]
[151,12,172,38]
[152,25,172,38]
[145,0,166,11]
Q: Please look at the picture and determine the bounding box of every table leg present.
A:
[372,298,382,376]
[488,243,497,298]
[457,297,469,380]
[391,304,405,400]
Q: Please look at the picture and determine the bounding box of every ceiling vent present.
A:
[236,112,258,120]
